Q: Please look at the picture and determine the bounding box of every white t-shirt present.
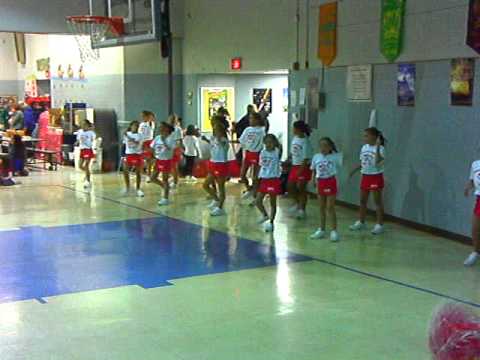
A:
[311,153,342,179]
[239,126,265,152]
[291,136,313,166]
[360,144,385,175]
[124,132,143,155]
[139,122,155,141]
[77,129,96,150]
[210,136,229,163]
[259,148,281,179]
[151,135,176,160]
[470,160,480,196]
[183,135,200,157]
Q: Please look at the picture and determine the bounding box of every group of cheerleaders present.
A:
[76,109,480,267]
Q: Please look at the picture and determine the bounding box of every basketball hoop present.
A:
[66,16,124,63]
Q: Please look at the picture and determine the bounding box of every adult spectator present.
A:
[23,102,41,135]
[235,105,255,140]
[259,108,270,134]
[9,104,25,131]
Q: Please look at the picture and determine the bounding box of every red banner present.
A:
[467,0,480,54]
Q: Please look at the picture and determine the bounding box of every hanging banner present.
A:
[347,65,372,102]
[397,64,415,106]
[318,2,338,66]
[380,0,406,62]
[467,0,480,54]
[451,58,475,106]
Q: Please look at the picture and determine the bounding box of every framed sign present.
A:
[347,65,372,102]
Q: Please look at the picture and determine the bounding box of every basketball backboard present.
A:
[88,0,163,48]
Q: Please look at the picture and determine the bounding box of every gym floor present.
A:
[0,169,477,359]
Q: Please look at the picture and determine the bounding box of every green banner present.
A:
[380,0,406,62]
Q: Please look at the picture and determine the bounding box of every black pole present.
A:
[167,35,173,116]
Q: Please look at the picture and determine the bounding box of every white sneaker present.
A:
[464,252,479,267]
[371,224,384,235]
[349,221,366,231]
[83,180,91,189]
[242,191,253,200]
[158,198,169,206]
[146,176,152,183]
[191,176,197,182]
[210,207,226,216]
[136,189,145,198]
[121,188,130,197]
[330,231,340,242]
[170,182,177,189]
[207,200,219,210]
[296,209,306,219]
[310,228,326,239]
[263,222,274,233]
[258,215,269,224]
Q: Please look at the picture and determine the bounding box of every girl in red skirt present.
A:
[169,115,184,188]
[123,120,145,197]
[150,122,176,206]
[203,118,230,217]
[139,110,156,182]
[288,121,313,219]
[349,127,386,235]
[239,112,266,200]
[463,160,480,266]
[256,134,282,232]
[310,137,342,242]
[76,120,96,190]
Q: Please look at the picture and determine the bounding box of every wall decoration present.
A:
[318,2,338,66]
[347,65,372,102]
[200,87,235,132]
[307,77,320,129]
[253,88,272,114]
[290,90,297,107]
[451,58,475,106]
[67,65,74,79]
[282,88,289,112]
[299,88,306,105]
[25,76,38,98]
[36,58,50,72]
[0,96,17,107]
[467,0,480,54]
[380,0,406,62]
[397,63,415,106]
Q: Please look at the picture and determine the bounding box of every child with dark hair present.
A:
[310,137,342,242]
[123,120,145,197]
[256,134,282,232]
[76,120,95,189]
[349,127,386,235]
[287,120,313,219]
[183,125,201,181]
[150,122,176,206]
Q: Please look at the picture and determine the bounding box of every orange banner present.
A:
[318,2,338,66]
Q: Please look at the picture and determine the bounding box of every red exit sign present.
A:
[231,58,242,70]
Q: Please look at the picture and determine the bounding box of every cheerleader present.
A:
[169,115,183,188]
[239,112,266,199]
[463,159,480,266]
[203,117,229,216]
[287,121,313,219]
[122,120,144,197]
[256,134,282,232]
[310,137,342,242]
[139,110,156,182]
[150,122,176,206]
[76,120,96,189]
[349,127,386,235]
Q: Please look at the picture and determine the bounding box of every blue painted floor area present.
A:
[0,217,312,304]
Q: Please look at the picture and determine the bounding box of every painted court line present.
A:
[59,184,480,309]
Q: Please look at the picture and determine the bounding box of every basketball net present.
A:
[66,19,110,63]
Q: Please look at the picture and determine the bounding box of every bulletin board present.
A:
[200,87,235,132]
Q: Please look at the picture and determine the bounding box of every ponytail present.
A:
[320,137,338,153]
[293,120,311,137]
[365,127,386,147]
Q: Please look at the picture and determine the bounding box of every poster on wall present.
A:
[290,90,297,107]
[253,88,272,114]
[200,87,235,132]
[307,77,320,129]
[397,64,415,107]
[25,77,38,98]
[347,65,372,102]
[451,58,475,106]
[299,88,306,105]
[282,88,289,112]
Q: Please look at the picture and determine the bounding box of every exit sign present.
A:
[231,58,242,70]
